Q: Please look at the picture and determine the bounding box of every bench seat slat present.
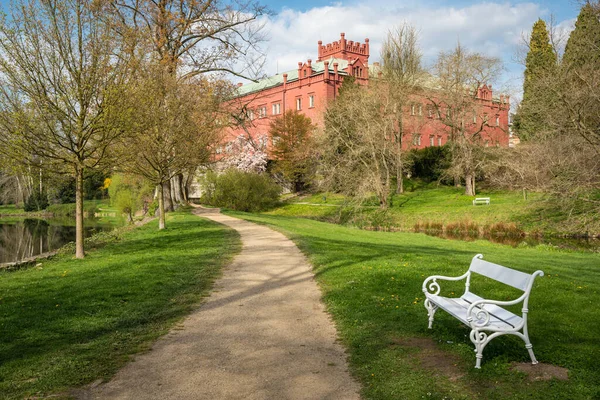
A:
[427,293,522,331]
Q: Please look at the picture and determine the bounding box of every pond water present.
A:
[0,218,118,264]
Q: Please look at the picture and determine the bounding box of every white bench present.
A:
[473,197,490,205]
[422,254,544,368]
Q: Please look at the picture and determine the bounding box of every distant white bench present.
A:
[473,197,490,205]
[422,254,544,368]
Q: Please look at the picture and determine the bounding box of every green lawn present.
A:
[0,204,25,215]
[273,185,599,236]
[227,211,600,400]
[0,211,241,399]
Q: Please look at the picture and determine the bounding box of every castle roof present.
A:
[235,57,351,97]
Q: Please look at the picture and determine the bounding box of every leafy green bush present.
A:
[201,169,281,212]
[24,189,49,212]
[409,145,451,182]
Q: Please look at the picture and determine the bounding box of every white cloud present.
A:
[253,1,575,100]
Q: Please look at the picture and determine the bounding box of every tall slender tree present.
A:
[515,19,557,140]
[0,0,133,258]
[380,24,424,193]
[558,2,600,150]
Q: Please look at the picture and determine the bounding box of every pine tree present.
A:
[559,2,600,148]
[516,19,557,140]
[563,2,600,68]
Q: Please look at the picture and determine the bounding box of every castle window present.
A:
[438,136,442,146]
[272,103,281,115]
[248,110,255,121]
[427,106,433,118]
[429,135,434,146]
[496,116,500,126]
[437,108,442,119]
[412,134,421,146]
[258,106,267,118]
[296,98,302,111]
[309,95,315,108]
[410,104,415,116]
[304,70,307,77]
[418,104,422,116]
[473,112,477,124]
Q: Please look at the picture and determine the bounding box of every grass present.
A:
[46,200,103,218]
[273,185,600,236]
[0,204,26,215]
[0,211,241,399]
[226,210,600,400]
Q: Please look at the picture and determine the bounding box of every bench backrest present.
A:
[469,255,532,291]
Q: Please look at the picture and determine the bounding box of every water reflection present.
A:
[0,218,114,264]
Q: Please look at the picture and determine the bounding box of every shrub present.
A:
[201,169,281,212]
[24,190,49,212]
[409,145,451,182]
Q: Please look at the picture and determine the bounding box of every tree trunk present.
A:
[75,165,85,259]
[163,181,174,212]
[158,183,166,230]
[396,166,404,194]
[464,171,476,196]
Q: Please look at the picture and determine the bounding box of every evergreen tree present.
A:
[563,2,600,68]
[516,19,557,140]
[559,2,600,149]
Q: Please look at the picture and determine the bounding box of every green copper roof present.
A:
[235,57,350,97]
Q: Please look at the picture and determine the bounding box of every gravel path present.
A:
[83,208,360,400]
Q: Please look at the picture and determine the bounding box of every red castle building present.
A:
[224,33,509,153]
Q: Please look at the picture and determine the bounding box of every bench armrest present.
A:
[466,294,527,328]
[422,271,470,296]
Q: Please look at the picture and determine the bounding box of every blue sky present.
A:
[0,0,582,102]
[254,0,581,102]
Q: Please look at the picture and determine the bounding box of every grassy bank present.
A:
[0,211,241,399]
[227,211,600,400]
[272,185,599,236]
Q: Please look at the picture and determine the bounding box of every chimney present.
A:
[298,62,303,79]
[365,38,370,56]
[333,62,339,81]
[237,83,243,87]
[307,59,312,74]
[340,33,346,56]
[324,61,330,81]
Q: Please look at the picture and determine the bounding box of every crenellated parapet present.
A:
[318,33,369,62]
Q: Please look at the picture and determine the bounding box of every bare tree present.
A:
[320,80,397,208]
[380,24,425,193]
[0,0,133,258]
[430,43,504,196]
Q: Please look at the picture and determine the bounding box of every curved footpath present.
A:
[83,208,361,400]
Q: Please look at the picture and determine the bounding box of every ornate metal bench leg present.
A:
[523,321,538,365]
[424,299,438,329]
[470,329,488,369]
[525,343,538,365]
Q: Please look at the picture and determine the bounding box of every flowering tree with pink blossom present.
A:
[222,134,268,173]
